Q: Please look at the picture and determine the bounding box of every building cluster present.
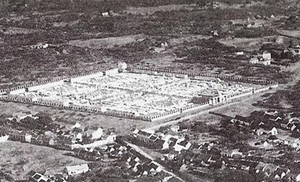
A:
[259,38,300,66]
[115,108,300,182]
[206,110,300,181]
[249,51,272,66]
[0,64,277,122]
[0,112,178,181]
[125,129,192,154]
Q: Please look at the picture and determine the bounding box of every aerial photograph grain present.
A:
[1,0,300,181]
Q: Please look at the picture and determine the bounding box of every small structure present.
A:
[31,43,49,49]
[255,162,279,176]
[104,68,119,75]
[71,123,81,129]
[269,127,278,136]
[25,134,32,143]
[101,9,113,17]
[235,51,244,56]
[0,135,9,143]
[118,62,128,72]
[65,164,90,176]
[28,171,50,182]
[170,125,180,133]
[249,51,272,66]
[174,138,192,152]
[92,127,103,140]
[296,174,300,181]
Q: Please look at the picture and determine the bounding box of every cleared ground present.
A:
[68,34,145,49]
[0,100,154,134]
[218,36,276,51]
[122,4,198,15]
[0,141,86,180]
[278,29,300,38]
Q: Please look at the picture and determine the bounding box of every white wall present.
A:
[28,81,63,91]
[72,72,104,82]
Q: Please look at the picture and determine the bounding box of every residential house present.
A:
[174,138,192,152]
[170,125,180,133]
[249,51,272,65]
[0,134,9,142]
[65,164,90,176]
[296,173,300,181]
[73,148,101,161]
[130,129,164,149]
[28,171,50,182]
[269,127,278,135]
[255,162,279,176]
[273,168,290,180]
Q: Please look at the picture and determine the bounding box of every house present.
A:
[118,62,127,72]
[256,128,267,136]
[296,173,300,181]
[101,12,110,17]
[71,123,81,129]
[235,51,244,56]
[262,141,273,149]
[269,127,278,135]
[230,150,243,158]
[91,127,103,140]
[101,9,113,17]
[73,148,101,161]
[249,56,271,65]
[149,162,162,173]
[249,51,272,65]
[65,164,90,176]
[174,138,192,152]
[0,135,9,143]
[130,129,164,149]
[170,125,180,133]
[28,171,50,182]
[273,168,290,179]
[31,43,49,49]
[133,129,152,137]
[255,162,279,176]
[290,45,300,56]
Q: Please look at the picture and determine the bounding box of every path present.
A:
[144,60,300,132]
[125,142,185,182]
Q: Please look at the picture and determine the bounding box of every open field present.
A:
[68,34,145,49]
[0,141,86,180]
[218,36,276,51]
[122,4,198,15]
[0,100,151,135]
[278,30,300,38]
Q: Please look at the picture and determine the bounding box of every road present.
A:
[125,141,185,182]
[143,60,300,133]
[143,88,276,132]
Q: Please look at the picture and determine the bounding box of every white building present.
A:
[92,127,104,140]
[249,55,271,65]
[269,127,278,135]
[65,164,90,176]
[249,51,272,66]
[105,68,119,75]
[0,135,9,143]
[296,174,300,181]
[174,138,192,152]
[118,62,128,72]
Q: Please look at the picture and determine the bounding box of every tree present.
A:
[215,170,257,182]
[36,113,53,126]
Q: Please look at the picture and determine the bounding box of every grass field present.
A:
[0,101,154,134]
[0,141,86,180]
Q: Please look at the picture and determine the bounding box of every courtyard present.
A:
[4,68,267,121]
